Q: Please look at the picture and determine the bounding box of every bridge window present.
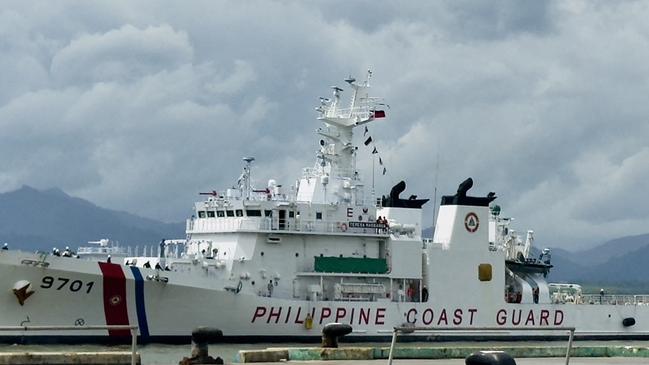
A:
[198,211,206,218]
[217,211,225,217]
[207,211,215,218]
[236,209,244,217]
[226,210,234,217]
[316,212,322,220]
[289,211,295,218]
[264,210,272,217]
[246,210,262,217]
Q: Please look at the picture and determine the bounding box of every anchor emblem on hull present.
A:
[12,280,35,306]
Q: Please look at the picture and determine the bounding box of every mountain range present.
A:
[1,186,648,289]
[545,233,649,286]
[0,185,184,251]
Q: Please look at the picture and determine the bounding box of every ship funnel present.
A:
[433,178,496,250]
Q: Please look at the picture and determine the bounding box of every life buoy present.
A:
[340,223,348,232]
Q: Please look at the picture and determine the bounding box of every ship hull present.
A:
[1,251,648,344]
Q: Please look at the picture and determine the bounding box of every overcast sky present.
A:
[1,1,648,250]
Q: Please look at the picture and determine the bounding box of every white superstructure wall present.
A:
[427,203,504,305]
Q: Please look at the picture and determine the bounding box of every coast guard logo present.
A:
[464,212,479,233]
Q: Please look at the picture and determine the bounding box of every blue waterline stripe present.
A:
[130,266,150,338]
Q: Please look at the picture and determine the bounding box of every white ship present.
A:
[76,239,129,261]
[1,72,648,343]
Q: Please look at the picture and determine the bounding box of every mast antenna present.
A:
[432,150,440,238]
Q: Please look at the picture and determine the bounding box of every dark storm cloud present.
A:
[0,1,648,249]
[317,0,553,39]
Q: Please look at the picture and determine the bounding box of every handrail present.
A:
[0,325,139,365]
[387,326,575,365]
[580,294,649,305]
[188,216,390,236]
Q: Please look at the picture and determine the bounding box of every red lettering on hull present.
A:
[250,306,567,329]
[252,307,267,323]
[294,307,303,324]
[375,308,385,325]
[335,308,347,322]
[525,310,535,326]
[437,309,448,325]
[496,309,567,327]
[539,310,550,326]
[468,308,477,325]
[453,309,463,325]
[268,306,282,324]
[359,308,370,325]
[319,308,331,324]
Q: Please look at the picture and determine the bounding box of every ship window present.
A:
[289,211,295,218]
[478,264,492,281]
[236,209,244,217]
[217,211,225,217]
[207,211,215,218]
[198,211,206,218]
[226,210,234,217]
[264,210,272,217]
[246,210,262,217]
[316,212,322,220]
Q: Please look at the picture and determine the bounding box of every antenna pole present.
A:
[432,151,439,237]
[372,153,376,192]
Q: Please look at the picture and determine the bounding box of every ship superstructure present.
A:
[171,72,427,305]
[0,73,648,343]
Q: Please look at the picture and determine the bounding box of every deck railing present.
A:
[387,326,575,365]
[188,217,390,236]
[77,246,129,255]
[0,325,139,365]
[579,294,649,305]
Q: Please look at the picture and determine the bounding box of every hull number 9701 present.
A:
[41,276,94,293]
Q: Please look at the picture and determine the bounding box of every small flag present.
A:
[364,136,372,146]
[379,157,383,165]
[372,147,378,154]
[364,126,368,136]
[382,167,387,175]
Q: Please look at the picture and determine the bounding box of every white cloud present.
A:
[0,1,648,249]
[51,24,193,85]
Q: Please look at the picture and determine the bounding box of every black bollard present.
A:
[321,323,353,348]
[179,327,224,365]
[465,351,516,365]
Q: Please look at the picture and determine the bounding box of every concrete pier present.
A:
[237,345,649,363]
[0,351,139,365]
[236,359,649,365]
